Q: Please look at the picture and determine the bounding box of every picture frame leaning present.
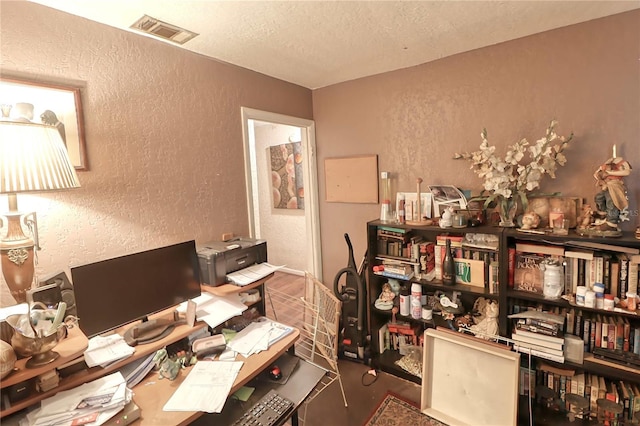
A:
[1,77,88,170]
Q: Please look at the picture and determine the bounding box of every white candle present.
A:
[613,144,617,158]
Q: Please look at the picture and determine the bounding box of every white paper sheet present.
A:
[226,263,284,286]
[227,318,294,357]
[84,334,135,368]
[178,292,248,329]
[163,361,243,413]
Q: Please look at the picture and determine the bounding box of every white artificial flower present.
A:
[454,120,573,209]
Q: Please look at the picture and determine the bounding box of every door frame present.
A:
[240,107,323,281]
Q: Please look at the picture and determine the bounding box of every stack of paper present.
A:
[227,318,294,357]
[118,353,156,388]
[178,292,247,329]
[84,335,135,368]
[163,361,243,413]
[26,372,131,426]
[226,263,283,286]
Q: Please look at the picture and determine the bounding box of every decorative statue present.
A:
[520,212,540,230]
[374,282,395,310]
[439,206,454,228]
[577,204,595,230]
[587,145,632,235]
[153,348,182,380]
[469,298,499,340]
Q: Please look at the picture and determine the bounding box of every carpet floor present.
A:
[363,392,448,426]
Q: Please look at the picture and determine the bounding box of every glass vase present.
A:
[498,197,518,227]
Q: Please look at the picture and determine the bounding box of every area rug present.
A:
[363,391,448,426]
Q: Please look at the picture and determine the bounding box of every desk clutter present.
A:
[0,239,302,424]
[25,371,132,426]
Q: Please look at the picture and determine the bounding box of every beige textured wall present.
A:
[314,10,640,280]
[0,2,312,306]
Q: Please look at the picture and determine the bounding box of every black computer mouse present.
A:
[268,365,282,380]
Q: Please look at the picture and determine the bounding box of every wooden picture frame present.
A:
[1,77,88,170]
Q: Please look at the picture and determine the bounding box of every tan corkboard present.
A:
[324,155,378,203]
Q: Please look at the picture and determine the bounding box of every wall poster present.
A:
[269,141,304,210]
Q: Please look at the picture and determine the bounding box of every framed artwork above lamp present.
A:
[0,76,87,170]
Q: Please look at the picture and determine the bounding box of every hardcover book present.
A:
[514,252,545,294]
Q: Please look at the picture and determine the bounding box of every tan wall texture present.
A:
[1,3,639,299]
[0,2,312,305]
[314,10,640,280]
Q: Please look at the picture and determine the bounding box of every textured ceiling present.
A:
[30,0,640,89]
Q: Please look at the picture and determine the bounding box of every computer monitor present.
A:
[71,240,202,345]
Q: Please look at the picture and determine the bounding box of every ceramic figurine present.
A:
[520,212,540,230]
[158,357,182,380]
[469,299,499,340]
[374,282,395,310]
[577,204,594,230]
[585,145,631,236]
[439,206,454,228]
[387,279,401,296]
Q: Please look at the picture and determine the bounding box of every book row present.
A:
[509,302,640,356]
[519,362,639,423]
[508,242,640,303]
[375,231,500,294]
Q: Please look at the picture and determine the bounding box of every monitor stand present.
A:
[124,314,184,347]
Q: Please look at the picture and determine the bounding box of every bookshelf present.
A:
[366,220,503,384]
[503,228,640,424]
[366,219,640,422]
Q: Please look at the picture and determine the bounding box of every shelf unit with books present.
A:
[503,228,640,424]
[367,220,503,384]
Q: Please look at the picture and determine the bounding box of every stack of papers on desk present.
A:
[227,318,294,357]
[84,335,135,368]
[118,353,155,388]
[178,292,247,329]
[26,372,131,426]
[163,361,243,413]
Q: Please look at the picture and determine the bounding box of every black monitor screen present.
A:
[71,240,202,339]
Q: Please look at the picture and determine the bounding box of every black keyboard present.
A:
[232,389,294,426]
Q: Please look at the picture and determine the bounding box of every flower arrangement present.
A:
[454,120,574,226]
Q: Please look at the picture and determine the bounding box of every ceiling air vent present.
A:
[130,15,198,45]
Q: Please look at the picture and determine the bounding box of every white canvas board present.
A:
[421,329,520,426]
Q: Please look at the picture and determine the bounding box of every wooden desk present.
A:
[131,328,300,425]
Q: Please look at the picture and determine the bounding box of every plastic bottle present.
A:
[442,238,455,285]
[399,286,410,316]
[411,283,422,319]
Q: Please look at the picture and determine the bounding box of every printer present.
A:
[196,238,267,286]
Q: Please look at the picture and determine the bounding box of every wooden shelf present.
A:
[1,326,88,390]
[1,309,206,419]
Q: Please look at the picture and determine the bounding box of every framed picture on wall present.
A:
[0,77,88,170]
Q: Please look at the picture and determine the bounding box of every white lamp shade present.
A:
[0,121,80,194]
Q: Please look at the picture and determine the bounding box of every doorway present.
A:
[241,107,322,281]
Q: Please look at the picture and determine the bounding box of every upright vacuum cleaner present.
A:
[333,233,369,363]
